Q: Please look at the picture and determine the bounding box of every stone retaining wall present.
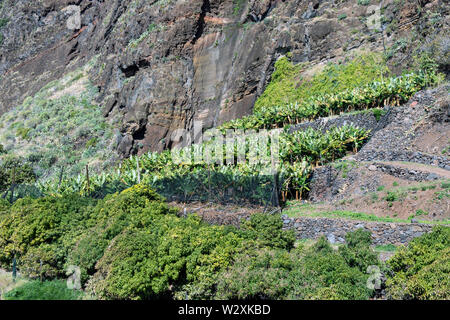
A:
[282,215,435,245]
[288,109,389,136]
[371,162,444,181]
[358,151,450,170]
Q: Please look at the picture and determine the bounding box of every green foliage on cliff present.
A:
[0,61,119,182]
[254,53,390,113]
[0,193,97,277]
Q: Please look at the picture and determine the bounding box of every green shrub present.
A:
[0,18,7,46]
[386,226,450,299]
[3,280,83,300]
[215,234,376,300]
[85,137,98,148]
[0,156,36,192]
[0,194,97,277]
[214,248,295,299]
[0,18,8,29]
[339,229,379,272]
[240,213,295,250]
[88,213,245,300]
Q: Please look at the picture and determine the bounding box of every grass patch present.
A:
[392,180,444,193]
[3,280,83,300]
[372,108,387,121]
[0,273,29,299]
[283,205,450,225]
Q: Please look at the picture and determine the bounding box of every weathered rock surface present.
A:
[282,215,433,245]
[355,85,450,168]
[1,0,448,157]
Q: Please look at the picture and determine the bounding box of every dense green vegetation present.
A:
[253,53,389,113]
[1,185,448,300]
[0,185,382,300]
[385,226,450,300]
[386,227,450,300]
[0,17,7,46]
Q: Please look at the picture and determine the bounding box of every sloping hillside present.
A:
[0,0,449,302]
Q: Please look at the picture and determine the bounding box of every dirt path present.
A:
[365,160,450,179]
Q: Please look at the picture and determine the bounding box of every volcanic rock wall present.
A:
[0,0,448,157]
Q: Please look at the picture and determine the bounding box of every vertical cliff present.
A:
[0,0,448,161]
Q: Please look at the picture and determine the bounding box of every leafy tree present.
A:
[240,213,296,250]
[0,156,36,192]
[386,226,450,300]
[339,229,379,272]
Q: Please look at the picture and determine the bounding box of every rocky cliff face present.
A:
[0,0,448,158]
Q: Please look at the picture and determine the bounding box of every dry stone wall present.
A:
[282,215,436,245]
